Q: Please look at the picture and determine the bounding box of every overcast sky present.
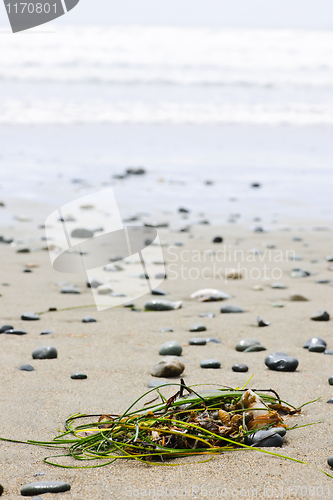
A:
[1,0,333,29]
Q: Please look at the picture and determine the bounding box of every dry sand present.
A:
[1,216,333,499]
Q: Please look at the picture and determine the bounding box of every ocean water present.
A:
[0,26,332,225]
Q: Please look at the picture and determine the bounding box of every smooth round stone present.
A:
[21,481,71,496]
[199,312,215,318]
[308,344,326,353]
[206,337,222,344]
[159,341,182,356]
[265,352,298,372]
[243,345,266,352]
[248,429,283,447]
[328,376,333,385]
[21,312,40,321]
[200,359,221,369]
[40,330,53,335]
[327,398,333,404]
[144,300,176,311]
[213,236,223,243]
[189,337,207,346]
[303,337,327,348]
[325,349,333,355]
[232,363,248,372]
[151,357,185,378]
[151,288,167,296]
[311,310,330,321]
[189,324,206,332]
[0,324,14,333]
[147,379,170,388]
[32,346,57,360]
[82,316,97,323]
[289,294,308,301]
[328,456,333,468]
[19,364,35,371]
[71,373,87,379]
[220,305,244,313]
[236,338,261,352]
[71,228,94,238]
[61,286,80,294]
[159,327,173,333]
[5,329,27,335]
[271,283,287,289]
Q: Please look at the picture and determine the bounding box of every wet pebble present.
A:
[21,313,40,321]
[189,324,206,332]
[159,341,182,356]
[189,337,207,346]
[32,346,57,360]
[291,268,310,278]
[308,344,326,353]
[236,338,261,352]
[71,373,87,379]
[0,324,14,333]
[311,310,330,321]
[200,359,221,369]
[151,357,184,378]
[244,345,266,352]
[206,337,222,344]
[327,398,333,404]
[21,481,71,496]
[257,316,270,327]
[40,330,53,335]
[19,364,35,371]
[87,278,104,288]
[265,352,298,372]
[144,300,182,311]
[212,236,223,243]
[328,376,333,386]
[61,286,80,294]
[232,363,248,372]
[82,316,97,323]
[151,288,167,296]
[97,284,113,295]
[220,305,244,313]
[5,329,27,335]
[303,337,327,349]
[328,456,333,468]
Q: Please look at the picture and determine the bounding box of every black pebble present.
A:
[212,236,223,243]
[19,364,35,372]
[71,373,87,380]
[151,288,167,296]
[328,456,333,468]
[327,398,333,404]
[0,324,13,333]
[21,313,40,321]
[32,346,57,360]
[265,352,298,372]
[40,330,53,335]
[310,310,330,321]
[247,429,283,447]
[232,363,248,372]
[257,316,270,327]
[82,316,97,323]
[5,329,27,335]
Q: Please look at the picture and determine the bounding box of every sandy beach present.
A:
[1,205,333,499]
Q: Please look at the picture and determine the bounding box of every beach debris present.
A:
[32,346,58,360]
[232,363,248,372]
[189,337,207,346]
[21,312,40,321]
[265,352,298,372]
[191,289,231,302]
[257,316,270,327]
[151,357,184,377]
[82,316,97,323]
[303,337,327,349]
[159,341,182,356]
[19,364,35,372]
[145,300,182,311]
[189,324,206,332]
[21,481,71,496]
[200,359,221,369]
[220,305,244,313]
[289,294,308,301]
[225,269,242,279]
[212,236,223,243]
[311,310,330,321]
[71,373,87,380]
[206,337,222,344]
[236,338,261,352]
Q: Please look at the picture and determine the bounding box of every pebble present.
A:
[40,330,53,335]
[144,300,182,311]
[225,269,242,279]
[243,345,267,352]
[17,248,30,253]
[220,305,244,313]
[159,327,173,332]
[21,481,71,496]
[257,316,270,327]
[61,286,80,294]
[19,364,35,371]
[71,373,87,379]
[151,288,167,296]
[311,310,330,321]
[148,379,170,388]
[236,338,261,352]
[212,236,223,243]
[206,337,222,344]
[270,283,287,289]
[327,456,333,468]
[32,346,57,360]
[189,324,206,332]
[316,279,331,284]
[289,294,308,301]
[199,312,215,318]
[265,352,298,372]
[190,289,231,302]
[159,341,182,356]
[82,316,97,323]
[291,269,310,278]
[200,359,221,369]
[327,398,333,404]
[247,429,283,447]
[0,324,14,333]
[151,357,185,378]
[325,349,333,355]
[272,302,284,308]
[308,344,326,353]
[97,284,113,295]
[87,278,104,288]
[303,337,327,349]
[23,269,32,273]
[71,228,94,238]
[0,484,3,496]
[5,329,27,335]
[232,363,248,372]
[189,337,207,346]
[21,313,40,321]
[155,273,167,279]
[328,376,333,386]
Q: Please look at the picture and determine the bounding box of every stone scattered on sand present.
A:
[97,284,113,295]
[247,429,283,447]
[21,312,40,321]
[303,337,327,349]
[5,329,27,335]
[155,273,167,279]
[326,256,333,262]
[327,398,333,404]
[232,363,248,372]
[40,330,53,335]
[148,379,170,388]
[17,248,31,253]
[244,345,267,352]
[200,359,221,369]
[178,207,189,213]
[190,289,231,302]
[289,294,308,301]
[212,236,223,243]
[21,481,71,496]
[206,337,222,344]
[272,302,284,308]
[159,341,182,356]
[19,364,35,371]
[151,288,167,296]
[71,228,94,239]
[270,283,287,289]
[220,305,244,314]
[265,352,298,372]
[310,310,330,321]
[151,357,184,378]
[32,346,57,360]
[61,286,80,294]
[159,327,173,332]
[225,269,242,279]
[199,312,215,318]
[104,263,124,272]
[328,376,333,386]
[325,349,333,355]
[144,300,182,311]
[126,167,146,175]
[236,338,261,352]
[257,316,270,327]
[0,483,3,495]
[82,316,97,323]
[291,269,310,278]
[316,279,331,284]
[87,278,104,288]
[189,324,206,332]
[252,285,263,291]
[71,373,87,379]
[308,344,326,353]
[328,456,333,468]
[189,337,207,345]
[0,324,13,333]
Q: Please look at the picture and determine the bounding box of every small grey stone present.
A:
[19,364,35,371]
[265,352,298,372]
[291,268,310,278]
[247,429,283,447]
[206,337,222,344]
[311,310,330,321]
[220,305,244,313]
[328,376,333,386]
[71,228,94,239]
[40,330,53,335]
[32,346,57,360]
[199,312,215,318]
[257,316,270,327]
[236,338,261,352]
[303,337,327,348]
[200,359,221,369]
[0,324,14,333]
[328,456,333,468]
[189,324,206,332]
[147,379,170,388]
[151,357,184,378]
[325,349,333,355]
[61,286,80,294]
[5,329,27,335]
[21,313,40,321]
[308,344,326,353]
[159,341,182,356]
[189,337,207,346]
[21,481,71,496]
[151,288,167,296]
[316,279,331,284]
[71,373,87,379]
[232,363,248,372]
[243,345,267,352]
[327,398,333,404]
[159,327,173,332]
[271,283,287,289]
[144,300,177,311]
[82,316,97,323]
